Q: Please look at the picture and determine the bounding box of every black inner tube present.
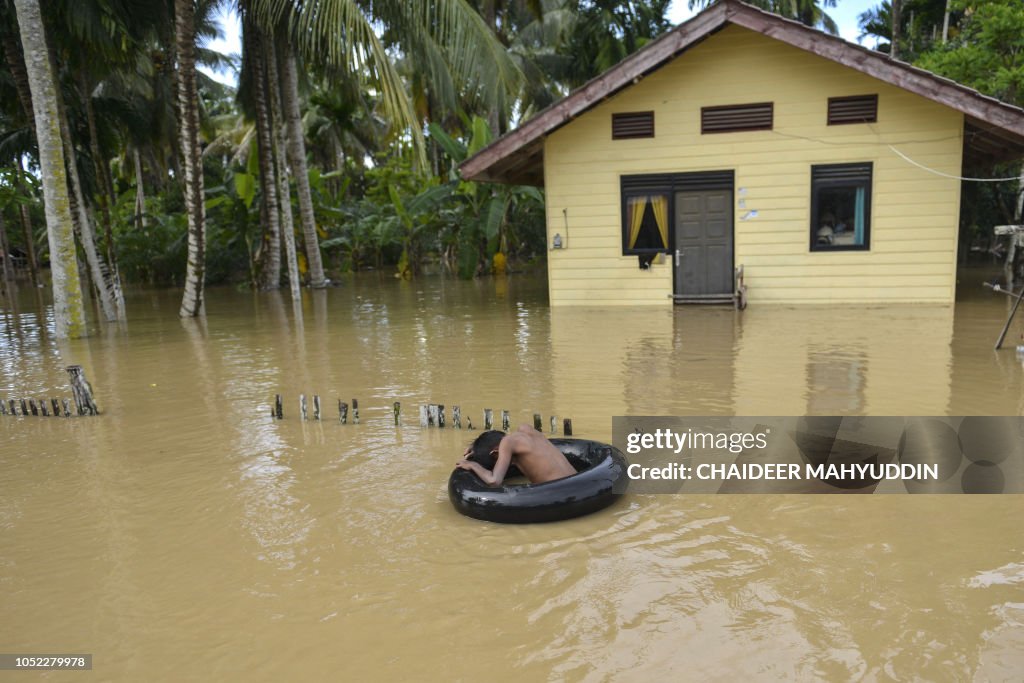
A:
[448,438,629,524]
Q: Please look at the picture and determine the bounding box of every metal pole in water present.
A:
[484,409,493,430]
[453,406,461,429]
[339,401,348,424]
[66,365,99,415]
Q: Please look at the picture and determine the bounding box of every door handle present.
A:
[675,249,681,267]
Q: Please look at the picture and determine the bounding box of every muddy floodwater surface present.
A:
[1,272,1023,681]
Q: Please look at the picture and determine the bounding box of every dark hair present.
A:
[468,430,505,470]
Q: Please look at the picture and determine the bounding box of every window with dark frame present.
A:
[623,194,670,253]
[620,171,733,256]
[828,95,878,125]
[701,102,773,133]
[612,111,655,139]
[811,163,872,251]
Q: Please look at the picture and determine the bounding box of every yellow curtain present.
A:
[628,196,647,249]
[650,195,668,248]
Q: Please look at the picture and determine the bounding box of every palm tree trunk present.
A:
[279,42,326,288]
[15,157,39,286]
[175,0,206,318]
[79,70,118,261]
[2,26,39,287]
[942,0,951,43]
[11,0,86,338]
[133,147,147,228]
[891,0,903,59]
[246,19,281,290]
[0,209,12,289]
[266,37,301,303]
[53,65,122,322]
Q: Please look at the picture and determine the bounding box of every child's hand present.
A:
[455,458,473,470]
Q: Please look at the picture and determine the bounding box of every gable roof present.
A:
[459,0,1024,185]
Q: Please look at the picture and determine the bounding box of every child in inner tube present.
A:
[455,425,577,485]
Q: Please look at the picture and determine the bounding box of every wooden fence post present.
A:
[51,398,60,417]
[275,394,283,419]
[339,400,348,424]
[563,418,573,436]
[394,402,401,426]
[300,394,308,420]
[419,405,428,427]
[438,404,446,428]
[66,365,99,415]
[484,409,493,430]
[550,416,557,434]
[533,413,542,430]
[453,406,461,429]
[501,410,510,431]
[427,404,438,427]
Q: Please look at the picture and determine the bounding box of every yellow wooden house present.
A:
[459,0,1024,306]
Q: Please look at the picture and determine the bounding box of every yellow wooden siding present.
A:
[543,24,963,306]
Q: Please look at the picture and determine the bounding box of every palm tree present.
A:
[689,0,839,34]
[11,0,85,337]
[175,0,206,318]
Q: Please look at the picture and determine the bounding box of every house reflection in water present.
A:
[549,304,956,422]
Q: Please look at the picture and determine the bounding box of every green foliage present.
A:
[916,0,1024,106]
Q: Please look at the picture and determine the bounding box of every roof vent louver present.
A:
[828,95,878,124]
[612,111,655,139]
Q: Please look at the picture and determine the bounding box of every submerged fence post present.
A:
[501,410,510,431]
[419,405,428,427]
[352,399,359,424]
[550,416,557,434]
[427,404,438,427]
[300,394,308,420]
[28,399,38,416]
[339,400,348,424]
[20,399,28,416]
[50,398,60,417]
[275,394,283,419]
[484,409,493,430]
[438,404,446,428]
[563,419,573,436]
[7,399,14,415]
[0,401,6,415]
[453,406,461,429]
[394,402,401,426]
[313,395,321,421]
[533,413,542,430]
[66,365,99,416]
[61,399,71,417]
[39,400,48,416]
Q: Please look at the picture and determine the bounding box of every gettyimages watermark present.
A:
[611,417,1024,494]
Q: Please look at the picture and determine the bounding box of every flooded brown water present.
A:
[1,270,1023,682]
